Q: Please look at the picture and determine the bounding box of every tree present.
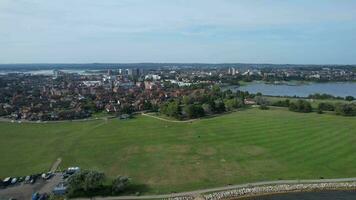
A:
[183,104,205,119]
[272,99,290,107]
[143,101,153,110]
[345,96,355,101]
[212,85,221,93]
[254,96,269,106]
[112,176,130,194]
[214,101,226,113]
[67,170,106,196]
[0,106,7,116]
[160,101,181,118]
[182,96,191,105]
[289,100,312,113]
[202,103,213,114]
[120,104,134,114]
[224,98,243,111]
[318,102,334,111]
[335,103,356,116]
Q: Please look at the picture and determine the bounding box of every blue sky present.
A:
[1,0,356,64]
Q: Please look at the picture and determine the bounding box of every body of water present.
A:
[0,69,100,75]
[245,191,356,200]
[236,82,356,97]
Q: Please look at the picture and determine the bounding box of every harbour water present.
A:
[236,82,356,97]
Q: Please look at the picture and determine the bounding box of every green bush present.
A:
[112,176,130,194]
[67,170,106,197]
[335,103,356,116]
[318,102,335,111]
[289,100,312,113]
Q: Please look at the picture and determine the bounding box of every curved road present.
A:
[73,177,356,200]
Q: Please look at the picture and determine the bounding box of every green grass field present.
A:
[0,108,355,194]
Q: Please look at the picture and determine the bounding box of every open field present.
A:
[0,108,355,194]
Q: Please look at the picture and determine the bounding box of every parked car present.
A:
[25,176,31,183]
[17,176,24,183]
[38,193,49,200]
[53,182,67,195]
[10,177,17,185]
[3,177,12,186]
[30,174,40,184]
[32,193,40,200]
[66,167,80,175]
[41,172,53,180]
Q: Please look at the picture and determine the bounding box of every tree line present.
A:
[66,170,131,197]
[160,86,250,119]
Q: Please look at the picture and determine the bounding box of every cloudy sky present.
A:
[1,0,356,64]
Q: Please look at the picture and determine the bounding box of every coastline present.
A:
[202,182,356,200]
[235,188,356,200]
[71,179,356,200]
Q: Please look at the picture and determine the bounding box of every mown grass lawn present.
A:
[0,108,355,194]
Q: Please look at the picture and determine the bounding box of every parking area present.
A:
[0,173,63,200]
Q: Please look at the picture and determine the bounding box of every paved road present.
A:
[72,177,356,200]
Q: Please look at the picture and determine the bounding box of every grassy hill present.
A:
[0,108,355,194]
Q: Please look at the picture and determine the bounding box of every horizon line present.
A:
[0,62,355,66]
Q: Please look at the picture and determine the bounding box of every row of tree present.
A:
[308,93,355,101]
[67,170,130,197]
[270,98,356,116]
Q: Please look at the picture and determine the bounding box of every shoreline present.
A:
[71,179,356,200]
[202,182,356,200]
[236,188,356,200]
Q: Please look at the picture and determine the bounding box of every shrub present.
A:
[183,104,205,119]
[345,96,355,101]
[318,102,335,111]
[289,100,312,113]
[259,105,269,110]
[67,170,106,197]
[224,98,243,111]
[272,99,290,107]
[335,103,356,116]
[112,176,130,194]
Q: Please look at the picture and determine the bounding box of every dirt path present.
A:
[141,113,198,123]
[50,158,62,173]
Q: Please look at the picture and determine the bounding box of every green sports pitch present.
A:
[0,108,355,194]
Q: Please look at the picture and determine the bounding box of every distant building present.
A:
[244,98,256,105]
[53,70,65,78]
[145,74,161,80]
[228,67,238,75]
[127,68,141,77]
